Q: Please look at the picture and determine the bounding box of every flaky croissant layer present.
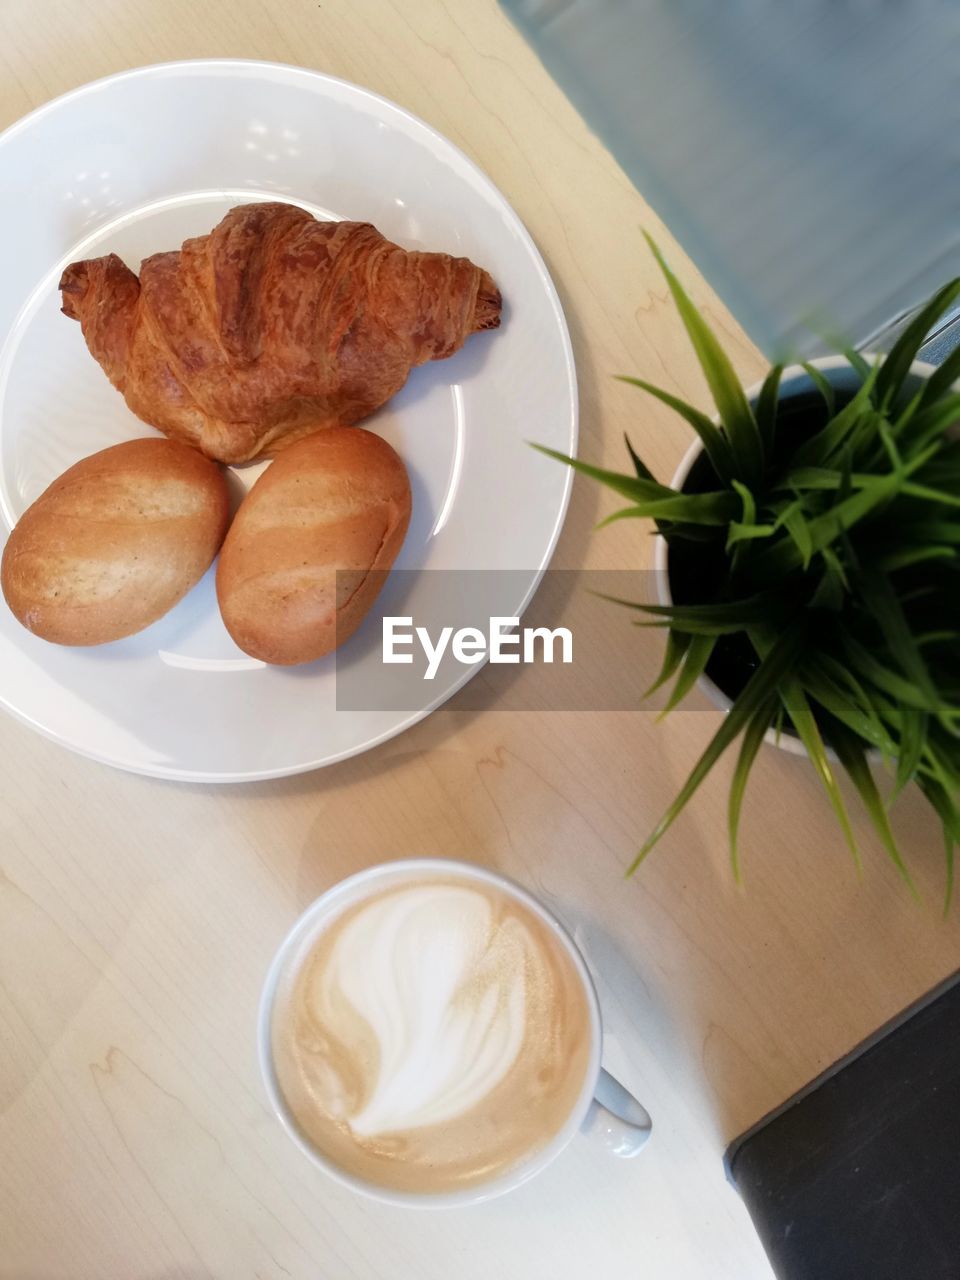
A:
[60,202,501,464]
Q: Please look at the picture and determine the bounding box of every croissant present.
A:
[59,202,501,464]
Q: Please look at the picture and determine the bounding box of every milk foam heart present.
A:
[270,874,592,1194]
[322,885,528,1134]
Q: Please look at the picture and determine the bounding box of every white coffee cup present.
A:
[258,858,652,1208]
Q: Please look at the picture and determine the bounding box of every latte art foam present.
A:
[325,886,529,1135]
[271,876,592,1193]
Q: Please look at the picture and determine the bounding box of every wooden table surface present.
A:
[1,4,957,1278]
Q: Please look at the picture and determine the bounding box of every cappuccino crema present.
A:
[270,875,592,1193]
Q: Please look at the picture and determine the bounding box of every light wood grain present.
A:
[1,4,957,1279]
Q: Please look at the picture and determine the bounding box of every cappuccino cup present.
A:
[258,859,651,1207]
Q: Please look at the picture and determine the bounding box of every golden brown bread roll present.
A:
[1,439,229,645]
[216,427,411,665]
[59,202,501,464]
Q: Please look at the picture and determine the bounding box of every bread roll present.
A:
[1,438,229,645]
[216,428,411,665]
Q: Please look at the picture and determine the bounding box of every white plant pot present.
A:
[651,353,940,756]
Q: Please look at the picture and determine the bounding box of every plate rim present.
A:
[0,58,578,783]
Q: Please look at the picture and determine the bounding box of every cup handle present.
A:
[581,1067,652,1158]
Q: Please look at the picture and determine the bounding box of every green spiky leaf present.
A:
[644,629,691,698]
[827,717,917,895]
[875,278,960,409]
[755,364,783,459]
[531,445,737,525]
[628,622,807,872]
[617,376,734,481]
[643,233,763,482]
[659,634,717,716]
[728,698,776,883]
[802,361,837,419]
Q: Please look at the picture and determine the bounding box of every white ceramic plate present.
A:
[0,61,576,781]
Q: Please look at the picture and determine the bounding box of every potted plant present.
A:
[539,235,960,901]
